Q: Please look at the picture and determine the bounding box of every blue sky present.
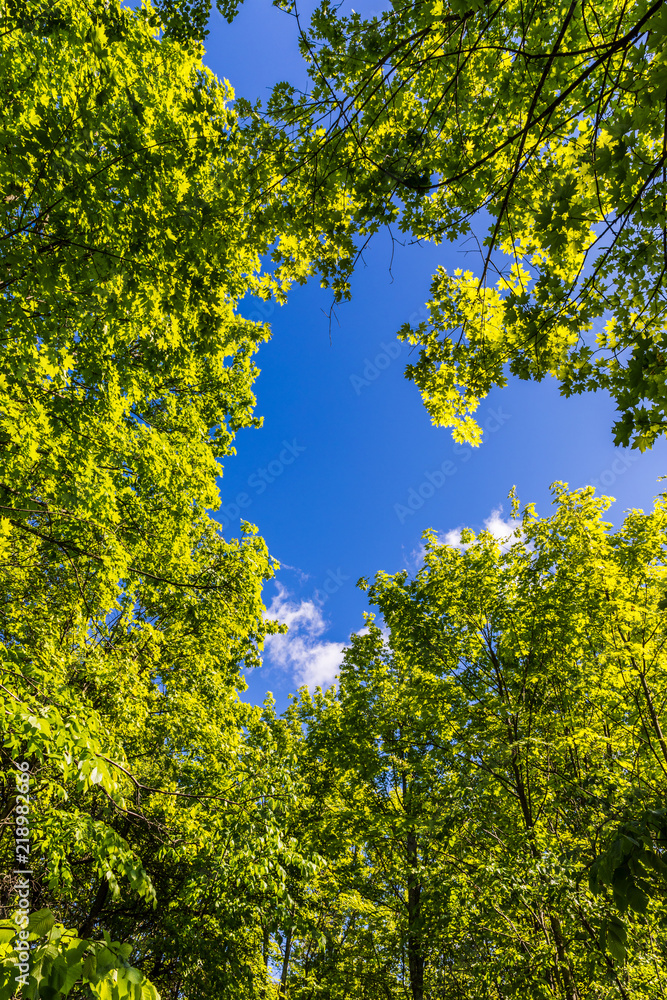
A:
[204,0,667,708]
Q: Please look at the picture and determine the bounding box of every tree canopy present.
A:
[262,486,667,1000]
[261,0,667,449]
[0,1,338,996]
[1,1,666,999]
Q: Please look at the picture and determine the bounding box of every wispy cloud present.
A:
[263,586,345,690]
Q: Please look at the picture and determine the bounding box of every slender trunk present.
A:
[638,669,667,767]
[400,734,423,1000]
[78,877,109,938]
[261,925,270,998]
[550,914,580,1000]
[407,829,423,1000]
[279,925,293,999]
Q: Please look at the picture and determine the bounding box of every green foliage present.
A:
[152,0,212,41]
[0,2,347,997]
[151,0,293,38]
[0,913,159,1000]
[277,487,667,998]
[0,604,326,997]
[2,2,667,998]
[273,0,667,449]
[591,808,667,918]
[2,0,270,613]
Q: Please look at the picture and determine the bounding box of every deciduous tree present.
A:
[280,486,667,999]
[264,0,667,449]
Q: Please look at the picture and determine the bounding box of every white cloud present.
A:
[484,508,521,544]
[440,527,465,549]
[441,507,521,553]
[408,508,522,568]
[288,638,346,690]
[265,586,323,633]
[273,561,311,585]
[263,585,345,690]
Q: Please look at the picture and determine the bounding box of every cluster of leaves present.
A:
[0,1,344,997]
[0,910,159,1000]
[3,1,667,999]
[265,0,667,449]
[264,487,667,999]
[0,550,326,1000]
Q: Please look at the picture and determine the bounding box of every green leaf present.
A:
[27,911,56,938]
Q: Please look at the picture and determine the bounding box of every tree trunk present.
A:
[78,877,109,938]
[279,925,293,998]
[550,914,580,1000]
[407,829,423,1000]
